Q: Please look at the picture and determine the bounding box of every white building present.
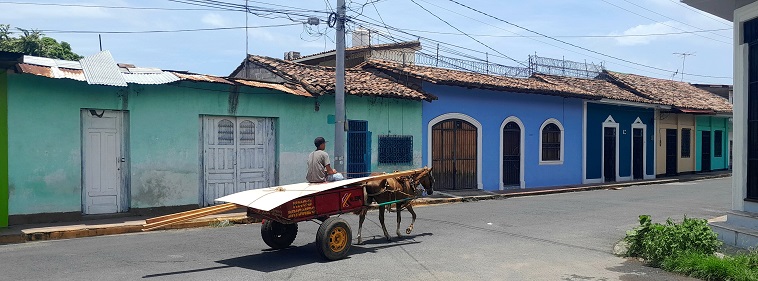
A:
[683,0,758,249]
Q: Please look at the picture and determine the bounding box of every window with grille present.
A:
[239,120,255,145]
[681,128,691,158]
[378,135,413,164]
[541,123,561,162]
[217,119,234,145]
[715,130,723,157]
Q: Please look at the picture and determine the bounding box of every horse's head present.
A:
[416,167,434,196]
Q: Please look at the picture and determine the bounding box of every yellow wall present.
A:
[655,112,696,174]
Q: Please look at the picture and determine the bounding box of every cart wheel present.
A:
[315,217,352,260]
[261,220,298,250]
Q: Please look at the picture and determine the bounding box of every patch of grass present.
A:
[661,251,758,281]
[209,219,234,228]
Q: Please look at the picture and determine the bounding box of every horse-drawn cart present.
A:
[142,168,433,261]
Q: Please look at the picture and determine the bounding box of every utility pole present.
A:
[673,52,695,81]
[334,0,346,173]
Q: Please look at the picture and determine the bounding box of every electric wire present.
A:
[618,0,730,40]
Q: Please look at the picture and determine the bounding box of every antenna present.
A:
[673,52,695,81]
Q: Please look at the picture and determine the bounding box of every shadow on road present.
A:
[141,233,431,277]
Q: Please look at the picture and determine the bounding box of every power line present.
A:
[668,0,732,27]
[0,1,234,11]
[618,0,730,40]
[600,0,729,44]
[443,0,730,79]
[391,27,731,39]
[36,24,301,34]
[409,0,526,67]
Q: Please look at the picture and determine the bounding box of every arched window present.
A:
[239,120,255,145]
[539,119,563,164]
[217,119,234,145]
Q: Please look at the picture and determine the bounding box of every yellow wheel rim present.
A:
[329,226,348,252]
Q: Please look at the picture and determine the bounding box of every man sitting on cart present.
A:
[307,136,345,183]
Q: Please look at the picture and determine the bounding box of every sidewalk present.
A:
[0,171,731,245]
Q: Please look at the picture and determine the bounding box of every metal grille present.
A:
[633,128,644,180]
[681,128,691,158]
[217,119,234,145]
[541,123,561,161]
[378,135,412,164]
[502,122,520,187]
[239,120,255,145]
[347,120,371,178]
[749,39,758,199]
[432,119,477,190]
[603,127,616,182]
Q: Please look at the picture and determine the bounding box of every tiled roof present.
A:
[242,55,433,101]
[532,73,658,104]
[605,71,733,113]
[293,41,421,62]
[362,59,599,99]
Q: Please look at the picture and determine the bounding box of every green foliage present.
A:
[661,251,758,281]
[624,215,722,266]
[0,24,83,60]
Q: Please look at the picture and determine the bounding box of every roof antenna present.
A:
[98,34,102,52]
[673,52,695,81]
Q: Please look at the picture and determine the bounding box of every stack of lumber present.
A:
[142,203,240,231]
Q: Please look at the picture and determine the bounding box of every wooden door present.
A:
[432,119,477,190]
[82,110,125,214]
[632,128,644,180]
[603,127,616,182]
[665,129,678,176]
[701,131,711,172]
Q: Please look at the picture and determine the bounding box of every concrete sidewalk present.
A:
[0,171,731,245]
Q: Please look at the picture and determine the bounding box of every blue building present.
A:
[364,61,600,191]
[534,74,661,183]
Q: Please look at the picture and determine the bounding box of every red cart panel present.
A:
[248,185,365,223]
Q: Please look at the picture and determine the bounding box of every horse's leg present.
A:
[396,203,403,237]
[378,205,391,241]
[357,208,367,244]
[405,204,416,234]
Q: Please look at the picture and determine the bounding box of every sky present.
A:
[0,0,734,85]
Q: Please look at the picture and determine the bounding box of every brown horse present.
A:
[356,167,434,244]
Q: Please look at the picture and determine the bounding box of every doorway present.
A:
[665,129,678,176]
[502,121,521,188]
[82,109,128,214]
[432,119,477,190]
[603,127,617,182]
[701,131,712,172]
[632,128,644,180]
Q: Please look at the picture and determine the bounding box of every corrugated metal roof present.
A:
[17,63,86,81]
[79,51,128,87]
[122,72,180,85]
[23,55,82,69]
[171,72,234,85]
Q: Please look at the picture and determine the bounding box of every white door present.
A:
[82,110,124,214]
[203,116,275,206]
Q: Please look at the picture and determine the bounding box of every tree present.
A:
[0,24,83,60]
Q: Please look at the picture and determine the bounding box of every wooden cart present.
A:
[143,169,426,261]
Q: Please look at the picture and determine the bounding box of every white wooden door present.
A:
[82,110,123,214]
[203,116,275,206]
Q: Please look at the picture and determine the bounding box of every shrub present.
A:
[624,215,722,266]
[661,251,758,281]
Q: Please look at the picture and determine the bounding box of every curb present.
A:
[1,173,730,245]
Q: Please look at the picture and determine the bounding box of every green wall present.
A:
[7,74,121,215]
[0,71,8,226]
[695,116,731,171]
[6,74,423,214]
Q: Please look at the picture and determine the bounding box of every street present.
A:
[0,178,730,281]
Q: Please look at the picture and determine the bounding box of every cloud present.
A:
[0,4,112,20]
[610,21,681,46]
[201,13,230,27]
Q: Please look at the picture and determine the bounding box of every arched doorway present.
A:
[432,119,478,190]
[502,121,521,188]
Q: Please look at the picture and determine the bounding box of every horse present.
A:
[356,167,434,244]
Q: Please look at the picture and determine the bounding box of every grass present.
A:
[209,219,234,228]
[661,251,758,281]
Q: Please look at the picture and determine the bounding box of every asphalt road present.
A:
[0,178,731,281]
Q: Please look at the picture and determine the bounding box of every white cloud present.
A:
[610,21,681,46]
[201,13,229,27]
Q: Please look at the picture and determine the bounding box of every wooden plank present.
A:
[142,203,240,231]
[145,203,237,224]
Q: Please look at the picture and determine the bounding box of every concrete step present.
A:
[725,210,758,229]
[709,219,758,249]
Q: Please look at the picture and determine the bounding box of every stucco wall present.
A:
[0,71,8,226]
[6,75,423,214]
[421,83,584,190]
[695,116,731,171]
[7,74,122,215]
[585,102,655,181]
[655,112,697,174]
